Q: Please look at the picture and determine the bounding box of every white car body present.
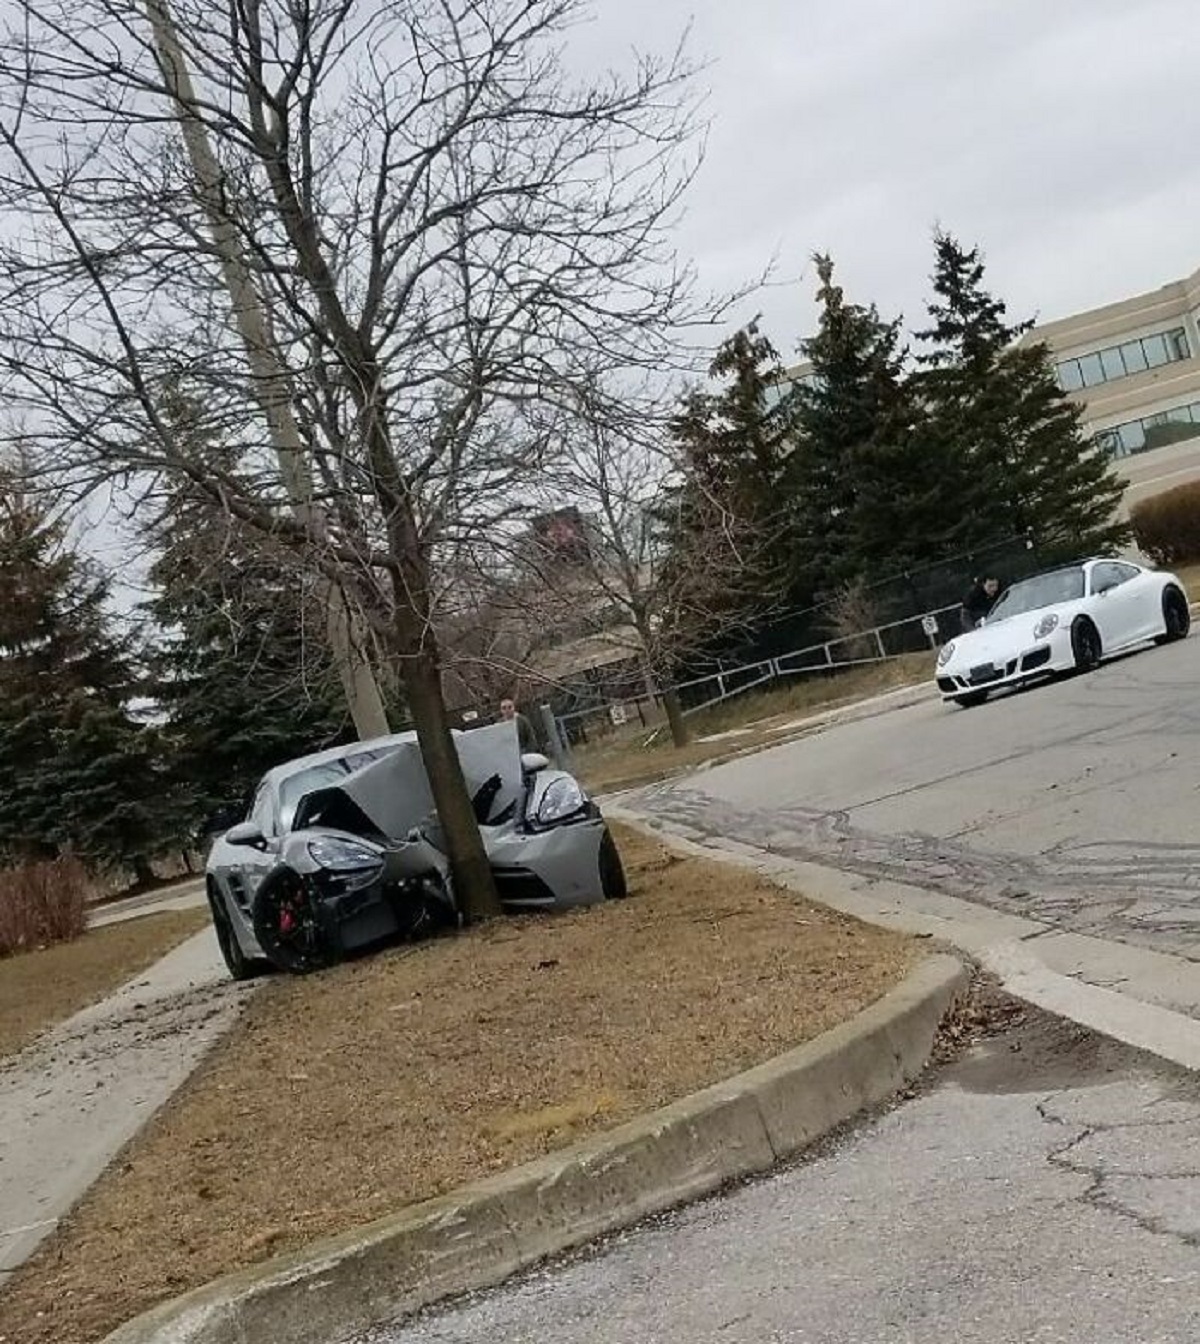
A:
[935,558,1190,706]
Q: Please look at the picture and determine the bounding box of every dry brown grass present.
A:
[575,653,931,794]
[0,907,211,1060]
[0,825,914,1344]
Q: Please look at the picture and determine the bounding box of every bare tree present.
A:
[0,0,729,918]
[468,412,774,747]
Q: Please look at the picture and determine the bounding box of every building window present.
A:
[1120,340,1148,374]
[1057,326,1191,391]
[1058,359,1084,391]
[1077,352,1105,387]
[1097,400,1200,458]
[1100,348,1125,381]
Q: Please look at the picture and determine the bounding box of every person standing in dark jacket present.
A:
[500,697,539,753]
[961,576,1001,632]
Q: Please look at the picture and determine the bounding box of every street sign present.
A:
[609,703,628,726]
[921,614,939,637]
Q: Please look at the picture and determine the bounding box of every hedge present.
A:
[1130,480,1200,566]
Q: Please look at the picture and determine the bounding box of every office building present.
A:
[1029,266,1200,512]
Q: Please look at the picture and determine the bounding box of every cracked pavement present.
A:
[357,1010,1200,1344]
[627,635,1200,961]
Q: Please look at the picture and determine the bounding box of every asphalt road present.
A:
[635,633,1200,962]
[359,1010,1200,1344]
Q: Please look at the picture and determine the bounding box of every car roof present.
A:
[263,729,423,789]
[1008,557,1136,584]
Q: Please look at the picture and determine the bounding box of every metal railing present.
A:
[554,603,962,745]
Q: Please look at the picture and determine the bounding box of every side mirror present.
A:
[521,752,550,774]
[225,821,268,849]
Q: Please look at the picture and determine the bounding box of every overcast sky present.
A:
[93,0,1200,604]
[581,0,1200,360]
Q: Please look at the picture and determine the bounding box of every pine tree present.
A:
[670,323,793,542]
[667,321,796,609]
[787,255,963,597]
[0,468,180,874]
[145,505,353,817]
[915,231,1129,560]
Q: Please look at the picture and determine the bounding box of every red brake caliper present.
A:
[279,904,296,935]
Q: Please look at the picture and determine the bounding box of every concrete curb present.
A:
[102,954,967,1344]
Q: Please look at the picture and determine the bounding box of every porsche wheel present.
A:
[252,867,336,975]
[1156,586,1191,644]
[1071,618,1102,672]
[599,829,629,900]
[208,888,264,982]
[954,690,988,709]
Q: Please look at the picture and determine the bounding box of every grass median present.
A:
[0,824,914,1344]
[575,652,932,794]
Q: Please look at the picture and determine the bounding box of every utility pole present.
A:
[142,0,390,739]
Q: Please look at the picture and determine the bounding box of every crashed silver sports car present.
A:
[204,721,626,978]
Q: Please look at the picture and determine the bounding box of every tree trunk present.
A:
[399,625,502,923]
[662,685,689,748]
[324,583,390,738]
[131,855,156,887]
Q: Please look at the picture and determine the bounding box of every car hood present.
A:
[948,601,1080,663]
[292,720,524,840]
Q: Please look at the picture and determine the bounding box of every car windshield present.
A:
[276,746,406,831]
[277,761,351,832]
[986,568,1086,622]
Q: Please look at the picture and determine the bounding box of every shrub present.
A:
[824,580,884,662]
[1130,481,1200,565]
[0,858,90,958]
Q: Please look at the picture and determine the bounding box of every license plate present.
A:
[969,663,1002,685]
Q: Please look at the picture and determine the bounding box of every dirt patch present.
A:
[0,907,211,1061]
[935,977,1197,1098]
[575,655,930,794]
[0,825,913,1344]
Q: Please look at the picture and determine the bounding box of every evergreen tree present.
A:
[667,321,796,607]
[0,468,180,874]
[145,503,353,817]
[915,231,1129,559]
[787,255,963,597]
[671,324,792,536]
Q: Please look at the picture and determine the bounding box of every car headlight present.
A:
[306,836,384,872]
[536,776,587,826]
[936,640,956,667]
[1033,614,1059,639]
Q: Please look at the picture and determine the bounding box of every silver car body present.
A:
[206,721,616,968]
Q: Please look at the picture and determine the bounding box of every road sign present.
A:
[609,703,628,726]
[921,614,939,637]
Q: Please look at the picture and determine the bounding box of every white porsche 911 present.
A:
[935,558,1191,708]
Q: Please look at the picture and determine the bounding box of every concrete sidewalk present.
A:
[0,928,255,1285]
[89,878,208,929]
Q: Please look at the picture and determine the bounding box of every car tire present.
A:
[1155,586,1191,644]
[1071,618,1102,672]
[598,828,629,899]
[208,887,266,982]
[251,867,337,975]
[954,691,988,709]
